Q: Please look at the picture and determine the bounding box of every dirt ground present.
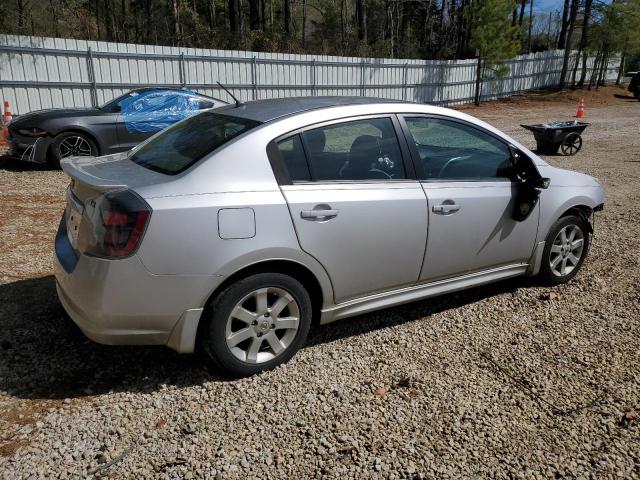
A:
[0,85,638,478]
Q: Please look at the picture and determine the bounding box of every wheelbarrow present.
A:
[520,121,589,156]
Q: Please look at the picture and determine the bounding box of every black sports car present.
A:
[3,88,226,166]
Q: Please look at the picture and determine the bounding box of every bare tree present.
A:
[228,0,241,38]
[356,0,367,43]
[558,0,579,89]
[284,0,292,38]
[576,0,594,88]
[557,0,570,49]
[249,0,260,30]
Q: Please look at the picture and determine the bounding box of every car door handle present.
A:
[300,209,339,220]
[432,203,461,214]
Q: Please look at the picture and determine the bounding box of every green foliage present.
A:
[0,0,626,66]
[470,0,520,79]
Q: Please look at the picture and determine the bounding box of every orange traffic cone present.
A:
[576,97,585,119]
[0,100,11,145]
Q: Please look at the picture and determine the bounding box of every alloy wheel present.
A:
[225,287,300,364]
[549,224,585,277]
[58,136,94,158]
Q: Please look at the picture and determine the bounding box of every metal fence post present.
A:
[86,47,98,107]
[311,59,317,96]
[251,56,257,100]
[179,53,186,87]
[402,63,408,101]
[438,61,446,106]
[360,59,366,96]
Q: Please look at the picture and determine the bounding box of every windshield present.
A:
[100,91,144,113]
[129,112,260,175]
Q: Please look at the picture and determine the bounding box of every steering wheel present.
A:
[437,155,471,178]
[368,168,393,179]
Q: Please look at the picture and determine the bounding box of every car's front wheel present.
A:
[539,215,590,285]
[49,131,98,167]
[201,273,312,377]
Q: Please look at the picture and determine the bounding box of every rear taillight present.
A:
[83,189,151,259]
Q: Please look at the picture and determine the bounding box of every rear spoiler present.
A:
[60,155,128,192]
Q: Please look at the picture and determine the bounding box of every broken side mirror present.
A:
[509,146,549,221]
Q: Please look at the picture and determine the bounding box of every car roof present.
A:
[215,96,408,123]
[130,87,225,103]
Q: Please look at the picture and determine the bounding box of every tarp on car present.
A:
[120,89,201,133]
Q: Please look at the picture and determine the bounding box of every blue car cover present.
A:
[120,89,201,134]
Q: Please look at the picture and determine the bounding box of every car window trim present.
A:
[398,113,517,183]
[266,113,418,185]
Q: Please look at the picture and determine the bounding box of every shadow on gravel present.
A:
[0,156,58,172]
[0,274,535,400]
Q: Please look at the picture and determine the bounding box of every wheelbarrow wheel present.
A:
[560,133,582,156]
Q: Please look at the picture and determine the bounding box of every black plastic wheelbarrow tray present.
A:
[520,121,589,155]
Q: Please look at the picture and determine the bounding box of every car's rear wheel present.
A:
[539,215,590,285]
[49,132,98,167]
[201,273,312,377]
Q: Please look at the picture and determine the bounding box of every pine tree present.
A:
[470,0,520,105]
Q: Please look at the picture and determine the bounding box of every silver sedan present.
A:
[54,97,605,376]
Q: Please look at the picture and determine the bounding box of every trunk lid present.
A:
[60,153,167,203]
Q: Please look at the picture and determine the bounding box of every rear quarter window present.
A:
[129,112,260,175]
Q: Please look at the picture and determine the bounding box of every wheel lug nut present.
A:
[252,320,258,326]
[257,332,262,337]
[270,324,275,329]
[264,312,270,317]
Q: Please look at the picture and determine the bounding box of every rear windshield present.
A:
[129,112,260,175]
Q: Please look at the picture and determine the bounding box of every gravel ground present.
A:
[0,86,639,478]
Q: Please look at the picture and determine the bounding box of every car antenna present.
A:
[217,81,243,108]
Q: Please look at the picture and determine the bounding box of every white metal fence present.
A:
[0,34,620,115]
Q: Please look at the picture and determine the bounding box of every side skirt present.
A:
[319,264,528,324]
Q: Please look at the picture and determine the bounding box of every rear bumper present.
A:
[53,216,216,352]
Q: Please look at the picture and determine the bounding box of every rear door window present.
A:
[276,117,407,182]
[276,135,311,181]
[129,112,260,175]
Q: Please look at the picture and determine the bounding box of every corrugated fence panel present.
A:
[0,34,622,115]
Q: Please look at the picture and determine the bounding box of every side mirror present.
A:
[509,145,548,188]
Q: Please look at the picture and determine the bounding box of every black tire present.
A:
[201,273,312,377]
[539,215,590,285]
[48,131,99,168]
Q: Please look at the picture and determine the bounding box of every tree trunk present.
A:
[616,53,626,85]
[570,50,581,88]
[558,0,578,89]
[356,0,367,43]
[399,0,411,57]
[597,51,609,88]
[144,0,152,42]
[228,0,241,36]
[527,0,533,54]
[284,0,292,38]
[474,58,482,106]
[95,0,101,40]
[120,0,128,43]
[50,0,60,37]
[301,0,307,47]
[16,0,26,32]
[172,0,181,45]
[557,0,570,49]
[576,0,593,88]
[587,49,601,90]
[518,0,526,27]
[207,0,216,30]
[249,0,260,30]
